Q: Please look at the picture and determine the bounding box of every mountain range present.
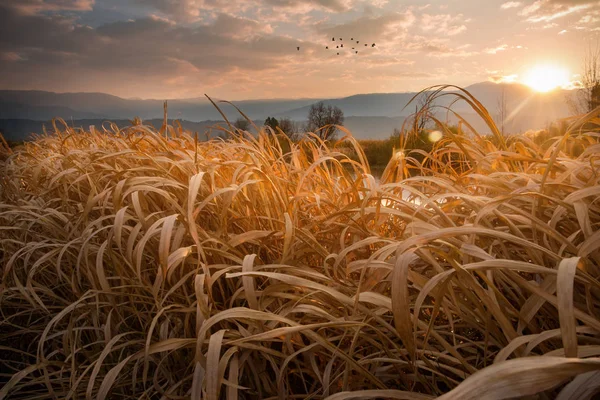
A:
[0,82,575,142]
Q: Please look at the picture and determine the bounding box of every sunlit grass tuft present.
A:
[1,88,600,399]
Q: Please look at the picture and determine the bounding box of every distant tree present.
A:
[567,42,600,115]
[277,117,300,139]
[130,116,143,126]
[306,102,344,141]
[264,117,279,131]
[234,117,250,131]
[411,93,434,133]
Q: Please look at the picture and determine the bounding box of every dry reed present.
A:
[1,88,600,399]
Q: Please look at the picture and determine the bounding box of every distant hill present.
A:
[0,83,576,140]
[0,119,233,142]
[0,114,568,145]
[0,90,322,121]
[275,93,419,119]
[0,101,106,120]
[343,116,406,139]
[274,82,571,123]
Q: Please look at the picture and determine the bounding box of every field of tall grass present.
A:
[1,88,600,399]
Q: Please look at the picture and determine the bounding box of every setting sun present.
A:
[522,65,570,92]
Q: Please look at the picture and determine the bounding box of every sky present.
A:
[0,0,598,100]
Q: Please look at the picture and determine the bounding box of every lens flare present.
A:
[428,131,443,142]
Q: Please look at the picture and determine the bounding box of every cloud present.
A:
[0,2,308,94]
[518,0,597,23]
[527,5,590,22]
[314,11,415,43]
[137,0,355,21]
[0,4,97,53]
[546,0,597,4]
[5,1,433,99]
[134,0,204,21]
[577,12,600,24]
[489,74,518,83]
[484,44,508,54]
[0,0,94,15]
[519,1,542,15]
[1,0,582,99]
[0,52,25,61]
[351,69,438,81]
[501,1,522,9]
[0,0,476,99]
[403,39,477,58]
[209,13,274,39]
[368,0,389,7]
[429,47,477,58]
[420,13,467,36]
[265,0,353,12]
[362,56,414,67]
[314,10,477,60]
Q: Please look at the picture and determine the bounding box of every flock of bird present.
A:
[296,37,376,55]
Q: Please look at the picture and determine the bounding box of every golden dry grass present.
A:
[1,89,600,399]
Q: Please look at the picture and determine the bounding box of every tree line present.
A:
[233,101,345,141]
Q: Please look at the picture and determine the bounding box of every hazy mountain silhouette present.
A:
[0,82,575,141]
[0,101,106,120]
[0,119,231,142]
[276,82,569,120]
[0,90,322,121]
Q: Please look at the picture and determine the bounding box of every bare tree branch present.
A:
[306,102,344,141]
[568,42,600,115]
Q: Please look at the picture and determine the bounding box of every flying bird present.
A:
[341,44,343,47]
[297,47,300,51]
[340,38,342,40]
[351,37,353,40]
[332,37,335,41]
[372,43,376,47]
[357,41,359,43]
[364,44,367,46]
[326,46,328,49]
[355,51,358,54]
[336,45,339,48]
[337,52,340,55]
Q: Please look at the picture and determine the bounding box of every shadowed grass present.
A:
[1,88,600,399]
